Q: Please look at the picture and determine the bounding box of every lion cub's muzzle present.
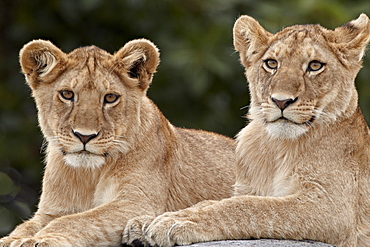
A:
[262,94,315,139]
[70,129,102,154]
[264,93,315,125]
[61,129,107,169]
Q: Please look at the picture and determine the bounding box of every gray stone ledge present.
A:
[183,240,335,247]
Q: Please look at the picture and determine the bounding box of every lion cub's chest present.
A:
[66,178,119,211]
[235,125,299,197]
[93,178,120,207]
[236,155,298,197]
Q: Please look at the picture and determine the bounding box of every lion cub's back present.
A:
[176,127,235,166]
[166,127,236,210]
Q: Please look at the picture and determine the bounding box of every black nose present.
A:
[73,131,98,144]
[271,97,298,110]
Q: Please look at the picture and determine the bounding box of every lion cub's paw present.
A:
[144,212,202,247]
[5,235,74,247]
[0,236,24,247]
[122,215,156,246]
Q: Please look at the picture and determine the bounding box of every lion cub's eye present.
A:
[307,60,325,72]
[60,90,74,101]
[104,94,119,104]
[264,59,278,70]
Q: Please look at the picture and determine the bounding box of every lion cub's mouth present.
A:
[76,150,96,155]
[62,149,108,157]
[269,115,315,126]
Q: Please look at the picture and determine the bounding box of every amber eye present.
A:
[60,90,74,101]
[307,60,325,72]
[264,59,278,70]
[104,94,119,104]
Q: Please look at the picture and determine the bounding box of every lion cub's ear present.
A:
[19,40,67,90]
[233,15,272,67]
[114,39,160,90]
[331,13,370,61]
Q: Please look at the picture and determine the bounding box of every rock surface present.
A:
[183,240,335,247]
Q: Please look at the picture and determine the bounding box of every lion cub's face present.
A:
[44,55,128,169]
[20,39,159,168]
[234,14,370,139]
[255,31,341,139]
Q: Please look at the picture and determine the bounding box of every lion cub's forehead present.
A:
[63,46,119,91]
[266,25,329,60]
[68,46,113,73]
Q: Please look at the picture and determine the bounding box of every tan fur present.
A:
[0,39,235,247]
[125,14,370,247]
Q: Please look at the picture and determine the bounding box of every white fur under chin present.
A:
[64,153,105,169]
[265,121,308,140]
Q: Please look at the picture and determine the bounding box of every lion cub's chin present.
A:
[64,152,105,169]
[265,120,308,140]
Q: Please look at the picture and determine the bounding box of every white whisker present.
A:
[240,105,250,111]
[112,140,130,150]
[40,138,49,153]
[313,107,336,126]
[114,135,129,140]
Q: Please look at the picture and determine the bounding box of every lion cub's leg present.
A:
[141,194,351,247]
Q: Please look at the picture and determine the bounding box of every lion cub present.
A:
[0,39,235,247]
[125,14,370,247]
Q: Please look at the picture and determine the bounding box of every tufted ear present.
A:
[113,39,160,90]
[331,13,370,61]
[233,15,272,67]
[19,40,67,90]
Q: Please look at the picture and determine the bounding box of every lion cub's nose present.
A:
[271,96,298,110]
[73,130,99,144]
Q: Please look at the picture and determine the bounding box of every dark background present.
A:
[1,0,369,236]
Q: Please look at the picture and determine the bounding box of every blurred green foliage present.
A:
[0,0,369,237]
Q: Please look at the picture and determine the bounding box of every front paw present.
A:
[0,236,24,247]
[122,215,155,246]
[144,212,202,247]
[10,234,73,247]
